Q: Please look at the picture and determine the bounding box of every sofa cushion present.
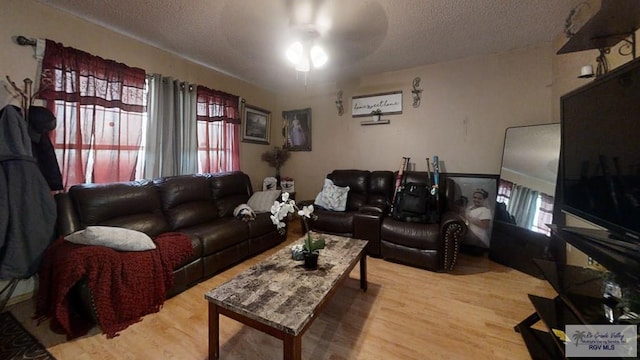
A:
[155,175,219,229]
[314,178,350,211]
[65,226,156,251]
[327,170,369,210]
[368,171,396,208]
[210,172,252,217]
[183,218,250,255]
[246,213,279,238]
[247,190,281,213]
[311,209,356,234]
[69,181,171,237]
[381,217,441,250]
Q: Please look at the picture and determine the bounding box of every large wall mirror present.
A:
[489,123,561,278]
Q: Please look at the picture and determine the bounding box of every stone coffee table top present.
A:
[204,232,368,336]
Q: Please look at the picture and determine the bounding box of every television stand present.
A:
[550,225,640,283]
[515,259,626,359]
[561,226,640,254]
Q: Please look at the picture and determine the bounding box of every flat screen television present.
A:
[560,56,640,248]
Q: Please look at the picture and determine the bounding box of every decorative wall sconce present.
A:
[335,90,344,116]
[578,65,594,78]
[411,77,422,108]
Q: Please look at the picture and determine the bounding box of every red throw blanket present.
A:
[36,232,193,339]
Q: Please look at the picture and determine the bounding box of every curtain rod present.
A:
[15,35,37,47]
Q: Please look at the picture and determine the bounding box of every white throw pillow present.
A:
[65,226,156,251]
[247,189,282,213]
[314,178,350,211]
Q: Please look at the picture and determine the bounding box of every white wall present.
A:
[277,45,555,200]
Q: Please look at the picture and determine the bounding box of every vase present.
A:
[275,167,281,188]
[303,252,319,270]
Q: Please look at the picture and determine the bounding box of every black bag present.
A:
[392,183,438,223]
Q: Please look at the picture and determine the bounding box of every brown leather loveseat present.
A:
[55,171,286,298]
[303,169,396,257]
[306,169,466,272]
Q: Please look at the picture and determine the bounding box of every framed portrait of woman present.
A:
[446,173,499,249]
[242,105,270,144]
[282,108,311,151]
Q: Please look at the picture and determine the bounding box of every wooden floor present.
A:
[8,223,556,359]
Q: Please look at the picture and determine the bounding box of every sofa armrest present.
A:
[439,211,467,271]
[354,208,384,257]
[358,205,384,216]
[297,199,314,207]
[55,192,80,237]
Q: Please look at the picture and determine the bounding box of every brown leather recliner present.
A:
[380,172,467,272]
[304,169,396,257]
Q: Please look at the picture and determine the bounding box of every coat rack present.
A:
[0,76,37,312]
[6,35,49,121]
[0,35,51,312]
[5,76,35,122]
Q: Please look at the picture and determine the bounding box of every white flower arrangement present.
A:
[270,192,325,253]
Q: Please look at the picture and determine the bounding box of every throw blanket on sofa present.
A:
[36,232,192,339]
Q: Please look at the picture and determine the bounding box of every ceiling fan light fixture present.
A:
[285,39,327,73]
[310,45,327,68]
[286,41,304,65]
[295,53,311,72]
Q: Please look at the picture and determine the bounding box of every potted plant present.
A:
[371,109,382,122]
[270,192,325,269]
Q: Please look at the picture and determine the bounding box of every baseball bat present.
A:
[391,156,410,212]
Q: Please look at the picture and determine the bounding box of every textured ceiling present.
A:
[36,0,583,91]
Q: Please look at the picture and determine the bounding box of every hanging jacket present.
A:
[28,106,63,191]
[0,105,57,280]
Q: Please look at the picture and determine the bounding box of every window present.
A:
[39,40,242,188]
[498,179,554,235]
[39,40,146,189]
[196,86,240,173]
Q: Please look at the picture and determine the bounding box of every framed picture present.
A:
[446,173,499,249]
[351,91,403,117]
[282,108,311,151]
[242,105,270,144]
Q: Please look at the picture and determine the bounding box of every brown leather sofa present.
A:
[306,170,466,271]
[55,171,286,299]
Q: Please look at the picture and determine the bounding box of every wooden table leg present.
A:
[360,255,368,291]
[209,302,220,359]
[283,334,302,360]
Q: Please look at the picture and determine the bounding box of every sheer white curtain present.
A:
[507,185,540,229]
[143,74,197,178]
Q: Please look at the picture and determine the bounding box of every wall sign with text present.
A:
[351,91,403,117]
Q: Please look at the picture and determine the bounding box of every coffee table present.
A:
[205,232,368,360]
